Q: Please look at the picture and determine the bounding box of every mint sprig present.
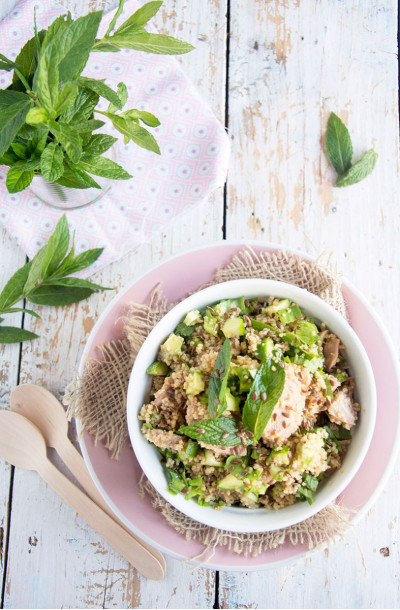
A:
[325,112,378,187]
[0,214,111,344]
[0,0,194,193]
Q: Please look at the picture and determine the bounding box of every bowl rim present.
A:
[127,277,377,533]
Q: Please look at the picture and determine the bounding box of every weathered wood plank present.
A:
[220,0,400,607]
[0,225,27,603]
[2,0,227,607]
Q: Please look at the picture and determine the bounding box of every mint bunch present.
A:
[325,112,378,187]
[0,215,110,344]
[0,0,193,194]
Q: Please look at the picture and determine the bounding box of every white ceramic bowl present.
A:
[127,279,376,533]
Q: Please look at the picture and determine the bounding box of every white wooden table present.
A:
[1,0,400,607]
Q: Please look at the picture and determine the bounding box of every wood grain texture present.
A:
[1,0,399,607]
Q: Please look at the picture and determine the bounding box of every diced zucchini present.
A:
[166,468,185,493]
[269,463,285,481]
[222,316,245,338]
[184,370,205,395]
[217,473,244,490]
[264,298,290,314]
[256,337,274,360]
[178,440,199,462]
[242,491,259,503]
[161,333,184,356]
[204,449,223,467]
[266,445,290,466]
[250,480,267,495]
[184,310,202,326]
[278,303,303,324]
[224,388,240,412]
[203,313,219,336]
[146,361,169,376]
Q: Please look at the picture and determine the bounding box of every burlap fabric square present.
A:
[64,248,354,558]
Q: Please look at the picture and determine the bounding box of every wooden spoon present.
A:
[10,384,166,575]
[0,410,164,581]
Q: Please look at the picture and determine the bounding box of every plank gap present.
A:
[222,0,231,240]
[213,570,220,609]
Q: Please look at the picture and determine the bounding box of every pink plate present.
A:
[78,241,400,570]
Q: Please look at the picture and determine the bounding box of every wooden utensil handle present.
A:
[39,458,164,581]
[59,438,166,571]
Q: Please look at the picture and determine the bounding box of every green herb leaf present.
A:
[106,113,160,153]
[53,12,103,83]
[0,263,31,311]
[0,53,16,71]
[325,112,353,176]
[79,153,132,179]
[33,43,60,114]
[178,417,242,447]
[6,165,35,193]
[208,338,232,417]
[80,76,122,109]
[0,326,39,344]
[41,214,70,278]
[56,160,101,189]
[61,88,99,123]
[42,277,110,292]
[11,142,27,159]
[0,307,40,319]
[27,284,95,306]
[54,81,79,116]
[114,1,163,36]
[48,120,82,163]
[11,32,45,91]
[23,245,48,295]
[0,91,33,156]
[108,30,194,55]
[51,247,103,278]
[121,108,160,127]
[242,359,286,441]
[40,142,64,182]
[83,134,117,155]
[107,81,128,113]
[335,149,378,187]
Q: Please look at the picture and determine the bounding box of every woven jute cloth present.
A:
[64,247,354,557]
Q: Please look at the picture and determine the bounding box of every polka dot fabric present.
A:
[0,0,230,276]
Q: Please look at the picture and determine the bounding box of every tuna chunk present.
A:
[327,389,359,429]
[199,441,247,457]
[262,363,312,446]
[144,428,185,453]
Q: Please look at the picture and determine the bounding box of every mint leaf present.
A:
[33,43,60,114]
[242,359,286,441]
[114,1,163,35]
[80,77,122,109]
[335,149,378,187]
[28,284,95,305]
[53,12,103,83]
[0,326,39,344]
[42,277,111,292]
[49,120,82,163]
[0,53,16,71]
[0,263,31,311]
[51,247,103,277]
[62,88,99,123]
[106,113,160,153]
[108,30,194,55]
[325,112,353,176]
[41,214,70,278]
[23,245,48,294]
[0,91,33,156]
[11,32,45,91]
[1,307,40,319]
[107,81,128,113]
[6,165,35,193]
[40,142,64,182]
[83,134,117,155]
[79,153,132,179]
[11,143,27,159]
[54,81,79,116]
[122,108,160,127]
[178,417,242,447]
[208,338,232,417]
[56,159,101,189]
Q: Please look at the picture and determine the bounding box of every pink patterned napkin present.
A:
[0,0,230,276]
